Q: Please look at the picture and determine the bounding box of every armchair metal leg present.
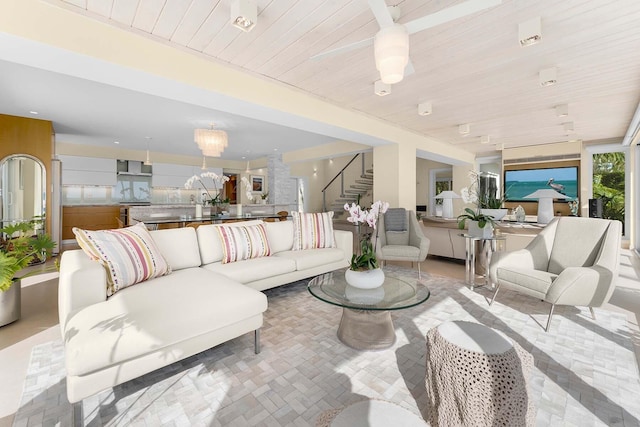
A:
[72,401,83,427]
[254,329,261,354]
[545,304,555,332]
[589,307,596,320]
[489,284,501,306]
[417,262,422,279]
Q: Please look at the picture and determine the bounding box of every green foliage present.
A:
[0,221,56,292]
[456,208,497,230]
[592,152,625,224]
[349,233,379,271]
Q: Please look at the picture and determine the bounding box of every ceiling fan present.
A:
[311,0,502,84]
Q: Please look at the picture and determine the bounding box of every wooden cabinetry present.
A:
[62,206,120,240]
[0,114,54,234]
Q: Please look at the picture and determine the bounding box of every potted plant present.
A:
[185,172,231,216]
[343,200,389,289]
[478,195,508,221]
[260,192,269,204]
[0,221,56,327]
[457,208,497,238]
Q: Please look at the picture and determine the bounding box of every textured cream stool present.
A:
[425,321,535,426]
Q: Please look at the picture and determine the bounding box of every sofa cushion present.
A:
[150,227,201,270]
[292,211,335,250]
[217,223,271,263]
[63,268,267,377]
[202,256,296,284]
[274,248,345,271]
[197,220,264,264]
[497,267,557,295]
[379,244,420,259]
[264,220,294,253]
[73,222,171,297]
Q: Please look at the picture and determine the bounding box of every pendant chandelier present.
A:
[194,125,228,157]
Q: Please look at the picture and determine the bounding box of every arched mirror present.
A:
[0,155,46,231]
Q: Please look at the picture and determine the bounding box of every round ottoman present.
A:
[425,321,535,426]
[316,400,427,427]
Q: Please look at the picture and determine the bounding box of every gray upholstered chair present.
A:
[489,216,622,331]
[375,209,430,278]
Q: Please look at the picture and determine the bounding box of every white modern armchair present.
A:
[489,217,622,331]
[375,209,430,278]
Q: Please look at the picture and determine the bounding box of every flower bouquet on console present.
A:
[343,200,389,289]
[185,172,230,215]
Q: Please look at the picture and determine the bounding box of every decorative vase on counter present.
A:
[479,208,508,221]
[345,268,385,289]
[468,220,493,239]
[514,205,526,223]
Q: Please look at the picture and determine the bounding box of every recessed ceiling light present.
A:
[374,80,391,96]
[459,124,470,136]
[418,102,432,116]
[563,122,575,134]
[519,17,541,47]
[114,141,120,144]
[273,148,278,151]
[231,0,257,32]
[480,135,490,144]
[539,67,557,86]
[242,156,246,159]
[29,111,38,115]
[555,104,569,117]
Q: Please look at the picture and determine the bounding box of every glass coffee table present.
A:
[307,269,430,351]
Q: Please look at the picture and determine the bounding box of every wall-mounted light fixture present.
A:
[231,0,257,32]
[143,137,152,166]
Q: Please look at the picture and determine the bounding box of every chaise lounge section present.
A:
[59,218,352,424]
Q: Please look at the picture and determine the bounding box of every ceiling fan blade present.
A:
[404,0,502,35]
[309,37,374,61]
[368,0,395,28]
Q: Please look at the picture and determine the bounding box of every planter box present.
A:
[468,220,493,239]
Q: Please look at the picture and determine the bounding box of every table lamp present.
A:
[434,191,461,219]
[523,189,569,224]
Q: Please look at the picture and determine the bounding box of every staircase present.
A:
[322,153,373,217]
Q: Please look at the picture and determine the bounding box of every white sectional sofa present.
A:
[58,219,352,424]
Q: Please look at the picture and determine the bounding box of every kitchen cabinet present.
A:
[62,205,120,240]
[59,155,117,186]
[152,163,222,188]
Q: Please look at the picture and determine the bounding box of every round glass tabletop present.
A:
[307,269,430,311]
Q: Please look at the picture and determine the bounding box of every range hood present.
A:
[117,160,152,176]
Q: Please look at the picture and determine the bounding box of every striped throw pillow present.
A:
[292,212,335,250]
[216,223,271,264]
[73,222,172,297]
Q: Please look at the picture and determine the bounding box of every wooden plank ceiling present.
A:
[48,0,640,155]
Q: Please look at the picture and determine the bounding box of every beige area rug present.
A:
[13,266,640,426]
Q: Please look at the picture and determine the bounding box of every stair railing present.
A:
[322,153,368,212]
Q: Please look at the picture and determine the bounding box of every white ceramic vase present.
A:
[479,208,508,221]
[345,268,385,289]
[468,220,494,239]
[345,284,385,305]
